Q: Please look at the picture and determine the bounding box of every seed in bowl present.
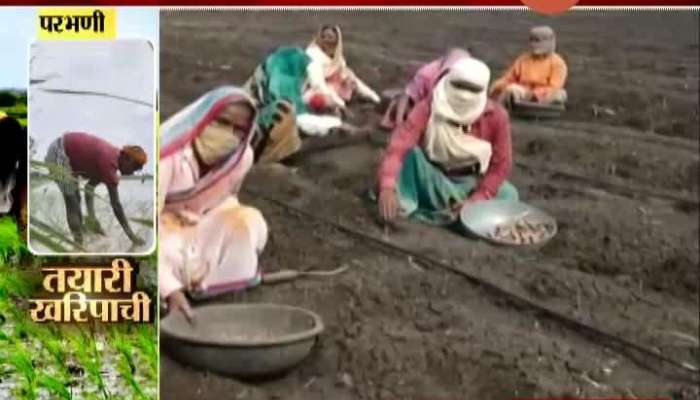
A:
[488,218,555,244]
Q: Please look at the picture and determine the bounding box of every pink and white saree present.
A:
[159,86,267,300]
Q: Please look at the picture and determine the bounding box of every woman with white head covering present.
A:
[303,25,381,112]
[377,58,518,226]
[243,44,369,159]
[489,26,568,106]
[381,47,471,131]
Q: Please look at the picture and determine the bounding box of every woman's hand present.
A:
[167,289,195,324]
[368,91,381,104]
[378,188,399,222]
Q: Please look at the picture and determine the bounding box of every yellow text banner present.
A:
[37,8,117,40]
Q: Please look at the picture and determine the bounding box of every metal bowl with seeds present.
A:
[459,200,558,246]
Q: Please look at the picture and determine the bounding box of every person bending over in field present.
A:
[44,132,147,246]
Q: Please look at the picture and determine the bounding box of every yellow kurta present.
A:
[490,52,568,102]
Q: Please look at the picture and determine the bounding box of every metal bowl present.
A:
[459,200,557,246]
[510,100,565,119]
[161,303,324,378]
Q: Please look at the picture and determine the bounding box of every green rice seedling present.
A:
[8,342,39,399]
[0,265,33,299]
[29,216,87,248]
[109,327,135,373]
[111,331,146,400]
[106,324,157,399]
[134,324,157,380]
[12,312,35,341]
[45,326,75,379]
[130,218,153,228]
[115,356,149,400]
[0,217,27,264]
[70,327,110,400]
[42,333,74,388]
[86,331,110,399]
[0,298,13,326]
[28,229,71,253]
[67,331,90,381]
[44,335,67,366]
[0,354,8,376]
[30,162,154,253]
[37,373,72,400]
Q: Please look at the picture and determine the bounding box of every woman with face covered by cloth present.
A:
[159,86,268,322]
[381,47,471,131]
[377,58,519,228]
[489,26,568,106]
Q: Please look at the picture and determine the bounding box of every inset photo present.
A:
[28,39,156,255]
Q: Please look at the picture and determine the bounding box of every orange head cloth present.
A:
[121,145,148,167]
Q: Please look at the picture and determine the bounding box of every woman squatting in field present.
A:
[377,58,519,227]
[159,86,268,322]
[489,26,569,107]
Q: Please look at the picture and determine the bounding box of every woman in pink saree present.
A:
[159,86,267,321]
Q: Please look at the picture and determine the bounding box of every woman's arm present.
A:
[160,261,185,300]
[489,56,522,97]
[107,184,143,245]
[161,246,195,321]
[377,99,431,191]
[470,106,512,201]
[352,73,381,103]
[548,55,568,90]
